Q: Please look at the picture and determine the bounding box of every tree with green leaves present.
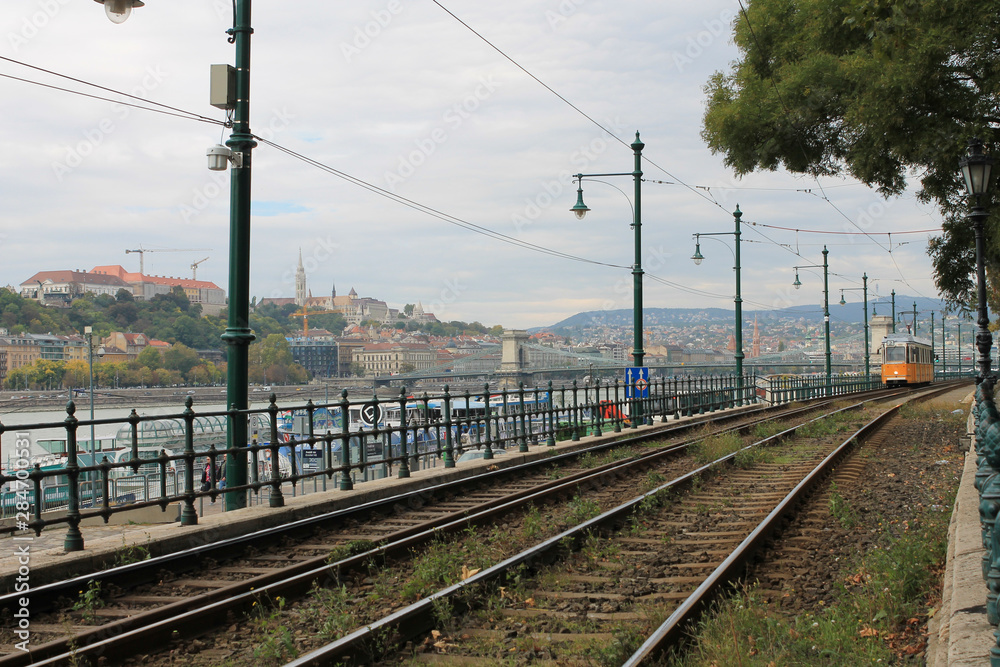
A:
[701,0,1000,311]
[163,342,201,376]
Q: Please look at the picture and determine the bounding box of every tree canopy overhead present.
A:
[701,0,1000,310]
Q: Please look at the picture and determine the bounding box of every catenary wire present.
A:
[254,135,630,270]
[0,55,225,126]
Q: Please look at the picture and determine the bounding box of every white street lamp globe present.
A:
[95,0,145,24]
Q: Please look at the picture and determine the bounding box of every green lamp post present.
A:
[571,132,649,424]
[838,273,870,380]
[891,290,896,333]
[959,138,995,383]
[793,247,832,393]
[100,0,256,511]
[691,205,745,404]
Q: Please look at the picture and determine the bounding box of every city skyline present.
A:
[1,2,945,329]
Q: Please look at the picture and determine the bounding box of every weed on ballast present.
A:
[113,537,151,567]
[900,400,966,427]
[664,501,952,667]
[828,482,858,529]
[303,582,357,641]
[734,445,772,468]
[250,595,298,665]
[399,527,501,601]
[752,421,783,440]
[690,432,743,464]
[71,579,105,624]
[522,503,546,540]
[566,495,602,525]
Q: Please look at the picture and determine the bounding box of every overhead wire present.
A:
[0,54,635,272]
[0,55,225,127]
[254,135,629,269]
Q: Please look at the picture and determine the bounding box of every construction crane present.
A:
[125,247,211,274]
[291,305,309,337]
[190,257,210,280]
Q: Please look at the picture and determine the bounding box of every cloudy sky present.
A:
[0,0,944,329]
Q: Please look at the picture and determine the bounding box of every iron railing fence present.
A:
[1,373,888,550]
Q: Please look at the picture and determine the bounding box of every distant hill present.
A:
[539,296,952,331]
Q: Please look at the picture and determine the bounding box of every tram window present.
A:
[885,347,905,363]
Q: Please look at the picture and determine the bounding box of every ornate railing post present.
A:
[570,380,580,441]
[483,383,495,459]
[267,395,284,508]
[180,396,198,525]
[546,381,557,446]
[339,390,353,491]
[398,388,411,478]
[63,401,84,552]
[443,385,455,468]
[519,382,530,452]
[592,378,603,437]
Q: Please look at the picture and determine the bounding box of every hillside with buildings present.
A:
[0,247,970,390]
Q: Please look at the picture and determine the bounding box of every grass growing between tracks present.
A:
[663,496,953,666]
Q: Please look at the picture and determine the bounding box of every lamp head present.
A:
[792,271,801,290]
[207,144,233,171]
[570,184,590,220]
[959,137,995,198]
[839,292,846,306]
[94,0,144,24]
[691,240,704,265]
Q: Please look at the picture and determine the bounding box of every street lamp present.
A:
[691,204,745,404]
[838,273,870,380]
[102,0,256,511]
[84,327,98,489]
[570,132,648,424]
[891,289,896,333]
[94,0,144,24]
[793,246,832,392]
[959,138,995,383]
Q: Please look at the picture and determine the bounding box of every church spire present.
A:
[294,249,306,306]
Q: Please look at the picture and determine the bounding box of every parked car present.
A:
[457,448,506,463]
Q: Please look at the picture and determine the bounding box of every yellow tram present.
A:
[880,333,934,386]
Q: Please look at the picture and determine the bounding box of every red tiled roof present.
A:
[91,265,221,290]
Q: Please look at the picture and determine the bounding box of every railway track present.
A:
[0,385,945,665]
[286,383,957,666]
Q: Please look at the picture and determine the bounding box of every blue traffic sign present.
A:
[625,366,649,398]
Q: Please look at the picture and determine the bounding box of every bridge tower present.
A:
[497,329,529,388]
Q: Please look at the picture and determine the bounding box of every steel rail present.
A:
[4,394,887,665]
[3,384,934,665]
[283,391,925,664]
[3,389,833,607]
[623,381,963,665]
